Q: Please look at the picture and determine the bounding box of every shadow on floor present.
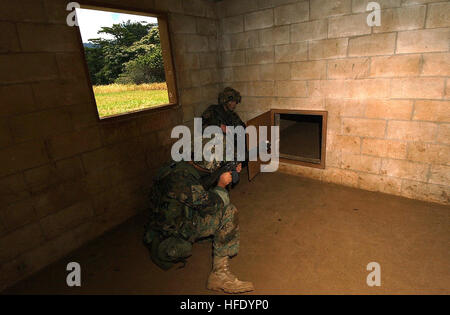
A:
[3,172,450,294]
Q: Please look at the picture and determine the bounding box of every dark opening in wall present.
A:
[273,110,327,169]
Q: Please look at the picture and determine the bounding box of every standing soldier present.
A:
[202,87,246,133]
[143,144,254,294]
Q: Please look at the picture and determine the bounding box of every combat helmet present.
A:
[218,87,241,105]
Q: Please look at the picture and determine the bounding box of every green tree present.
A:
[86,20,156,84]
[116,27,166,84]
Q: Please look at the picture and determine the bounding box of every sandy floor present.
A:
[3,172,450,294]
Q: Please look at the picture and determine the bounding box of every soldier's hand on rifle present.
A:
[236,163,242,173]
[218,172,232,188]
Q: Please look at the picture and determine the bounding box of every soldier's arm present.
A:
[168,174,225,216]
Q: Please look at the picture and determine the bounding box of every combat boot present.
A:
[206,256,254,294]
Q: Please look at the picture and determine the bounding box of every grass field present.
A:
[93,83,169,118]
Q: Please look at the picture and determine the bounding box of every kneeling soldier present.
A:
[143,153,254,294]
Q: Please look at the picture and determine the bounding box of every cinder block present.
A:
[413,100,450,122]
[381,159,429,181]
[221,0,258,17]
[274,1,309,25]
[17,23,79,52]
[387,120,438,141]
[247,81,275,97]
[33,179,90,218]
[0,141,48,178]
[407,142,450,165]
[228,31,260,50]
[0,22,20,53]
[370,54,421,77]
[47,126,102,160]
[0,223,44,263]
[337,98,366,117]
[0,199,36,233]
[31,81,66,110]
[328,13,371,38]
[397,29,449,53]
[260,26,289,46]
[275,43,308,62]
[352,0,401,13]
[309,38,348,60]
[391,78,445,99]
[341,153,381,174]
[342,118,386,137]
[320,79,390,98]
[358,173,402,194]
[310,0,352,20]
[291,60,327,80]
[0,173,31,206]
[361,138,407,159]
[169,14,197,34]
[197,17,217,36]
[426,2,450,28]
[446,81,450,100]
[328,58,370,79]
[183,0,208,17]
[291,20,328,43]
[190,68,214,86]
[246,46,274,65]
[373,5,426,33]
[100,119,141,146]
[401,179,449,205]
[221,50,246,67]
[0,0,46,22]
[245,9,273,31]
[331,135,361,153]
[0,84,35,117]
[184,34,210,53]
[437,124,450,144]
[273,97,324,110]
[56,53,88,82]
[365,99,413,119]
[0,54,59,84]
[154,0,184,13]
[348,33,396,56]
[10,108,73,142]
[39,201,93,239]
[422,53,450,76]
[175,53,200,71]
[429,165,450,186]
[0,118,12,148]
[234,65,260,82]
[258,63,288,81]
[276,80,307,97]
[221,67,233,82]
[222,15,244,34]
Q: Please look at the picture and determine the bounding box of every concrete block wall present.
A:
[216,0,449,205]
[0,0,220,291]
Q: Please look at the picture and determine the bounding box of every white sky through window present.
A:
[75,8,158,43]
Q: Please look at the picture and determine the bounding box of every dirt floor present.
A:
[3,171,450,294]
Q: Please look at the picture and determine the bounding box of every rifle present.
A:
[200,161,240,191]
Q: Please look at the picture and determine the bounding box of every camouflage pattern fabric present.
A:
[144,161,239,269]
[202,104,246,130]
[194,202,239,257]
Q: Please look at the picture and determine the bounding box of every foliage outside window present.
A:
[77,7,177,119]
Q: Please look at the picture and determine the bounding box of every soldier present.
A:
[202,87,246,133]
[143,146,254,294]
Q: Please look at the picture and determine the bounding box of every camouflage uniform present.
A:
[202,104,246,130]
[202,87,246,130]
[144,160,239,269]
